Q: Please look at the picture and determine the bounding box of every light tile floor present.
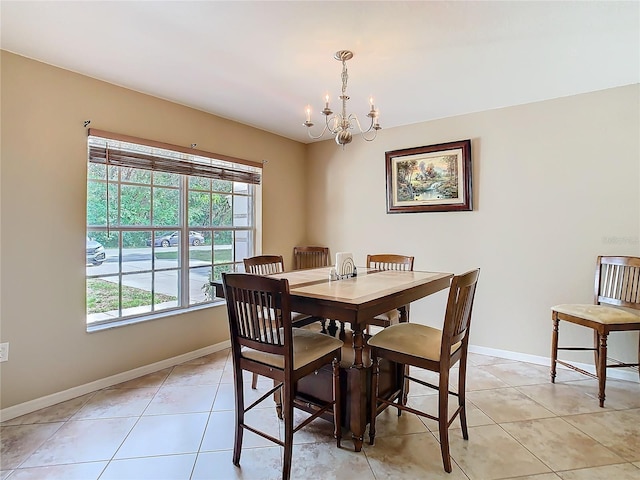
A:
[2,350,639,480]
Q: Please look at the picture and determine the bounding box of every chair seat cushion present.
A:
[367,323,461,361]
[292,311,312,324]
[242,328,343,370]
[374,309,400,325]
[297,325,373,367]
[552,304,640,325]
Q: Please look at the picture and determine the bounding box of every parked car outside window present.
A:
[86,237,106,266]
[147,231,205,247]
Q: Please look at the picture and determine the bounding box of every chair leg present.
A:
[282,382,294,480]
[593,330,600,377]
[402,365,410,406]
[458,356,469,440]
[251,372,258,389]
[274,380,283,420]
[638,333,640,382]
[550,316,559,383]
[369,357,381,445]
[332,358,342,448]
[597,331,608,408]
[232,367,245,466]
[397,363,406,416]
[438,367,452,473]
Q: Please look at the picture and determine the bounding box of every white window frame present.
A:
[86,131,262,331]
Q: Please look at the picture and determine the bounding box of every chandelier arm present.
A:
[306,123,330,140]
[349,114,378,142]
[306,112,345,139]
[326,114,343,135]
[349,114,373,134]
[361,130,378,142]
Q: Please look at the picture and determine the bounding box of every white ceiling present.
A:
[2,1,638,144]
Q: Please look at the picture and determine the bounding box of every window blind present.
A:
[88,129,262,185]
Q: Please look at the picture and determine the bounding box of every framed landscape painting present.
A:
[385,139,472,213]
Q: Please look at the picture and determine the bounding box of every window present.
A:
[86,130,261,328]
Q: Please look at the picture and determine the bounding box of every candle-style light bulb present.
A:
[325,94,330,108]
[369,96,375,110]
[305,106,311,122]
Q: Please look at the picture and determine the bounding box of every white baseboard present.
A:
[0,340,231,422]
[469,344,639,383]
[3,341,636,422]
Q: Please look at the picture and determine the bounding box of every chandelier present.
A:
[303,50,381,146]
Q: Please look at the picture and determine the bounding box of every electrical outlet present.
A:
[0,343,9,362]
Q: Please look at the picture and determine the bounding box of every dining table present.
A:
[266,266,453,451]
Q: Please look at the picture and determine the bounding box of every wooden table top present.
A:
[269,267,452,305]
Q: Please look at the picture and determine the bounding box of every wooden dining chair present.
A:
[366,254,415,329]
[222,273,342,480]
[243,254,317,388]
[293,246,334,332]
[551,256,640,407]
[293,246,330,270]
[368,269,480,473]
[244,254,287,275]
[244,255,319,332]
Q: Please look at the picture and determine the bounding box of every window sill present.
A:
[86,298,227,333]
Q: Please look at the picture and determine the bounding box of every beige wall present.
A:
[0,52,307,408]
[1,50,638,411]
[306,84,640,364]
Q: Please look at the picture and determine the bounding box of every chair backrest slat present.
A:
[223,273,294,359]
[633,267,640,303]
[244,255,285,275]
[294,246,330,270]
[366,254,415,272]
[442,269,480,350]
[237,289,250,338]
[596,256,640,310]
[255,290,268,341]
[622,265,640,303]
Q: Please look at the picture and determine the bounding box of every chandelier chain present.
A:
[341,59,348,97]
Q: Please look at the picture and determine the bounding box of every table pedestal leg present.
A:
[352,326,364,368]
[294,324,405,453]
[348,326,367,451]
[348,366,366,452]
